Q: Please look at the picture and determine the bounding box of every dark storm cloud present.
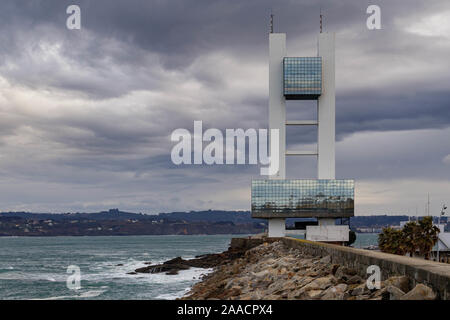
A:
[337,90,450,137]
[0,0,449,213]
[2,0,448,133]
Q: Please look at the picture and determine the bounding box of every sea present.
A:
[0,233,379,300]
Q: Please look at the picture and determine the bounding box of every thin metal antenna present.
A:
[320,7,323,33]
[270,11,274,33]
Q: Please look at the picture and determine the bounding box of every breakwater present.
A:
[181,237,450,300]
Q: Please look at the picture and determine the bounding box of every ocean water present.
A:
[0,233,379,300]
[0,235,237,300]
[353,233,379,249]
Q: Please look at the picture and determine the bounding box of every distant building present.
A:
[432,224,450,263]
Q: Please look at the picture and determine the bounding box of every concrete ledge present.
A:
[280,237,450,300]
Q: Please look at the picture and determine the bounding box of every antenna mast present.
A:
[270,11,274,33]
[320,8,323,33]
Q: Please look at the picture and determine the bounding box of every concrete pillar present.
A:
[268,219,286,237]
[268,33,287,237]
[317,33,336,230]
[269,33,286,180]
[317,33,335,180]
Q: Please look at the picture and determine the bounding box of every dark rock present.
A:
[384,276,410,293]
[400,284,437,300]
[166,269,179,275]
[331,264,340,275]
[321,284,347,300]
[351,283,370,296]
[165,257,185,265]
[370,287,389,300]
[347,275,363,285]
[335,266,357,280]
[134,248,247,275]
[387,285,405,300]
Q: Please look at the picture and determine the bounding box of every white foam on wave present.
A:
[155,287,192,300]
[32,289,106,300]
[130,267,212,285]
[0,258,209,285]
[1,254,214,300]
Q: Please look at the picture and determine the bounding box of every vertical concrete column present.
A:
[268,219,286,238]
[269,33,286,180]
[268,33,286,237]
[317,33,335,180]
[317,33,336,231]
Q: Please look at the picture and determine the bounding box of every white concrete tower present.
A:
[264,31,340,238]
[268,33,286,237]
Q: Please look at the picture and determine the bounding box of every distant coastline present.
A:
[1,209,446,237]
[0,209,265,236]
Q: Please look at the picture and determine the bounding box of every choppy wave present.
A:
[0,234,234,299]
[0,271,66,282]
[33,289,106,300]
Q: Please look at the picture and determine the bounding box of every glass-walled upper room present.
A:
[283,57,322,100]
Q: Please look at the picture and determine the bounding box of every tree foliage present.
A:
[378,217,439,259]
[378,227,405,255]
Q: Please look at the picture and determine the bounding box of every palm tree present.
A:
[378,227,391,253]
[415,216,439,260]
[379,217,439,259]
[378,227,405,255]
[402,221,419,257]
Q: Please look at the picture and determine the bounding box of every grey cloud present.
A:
[0,0,449,213]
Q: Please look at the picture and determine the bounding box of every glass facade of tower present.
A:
[283,57,322,100]
[251,179,354,218]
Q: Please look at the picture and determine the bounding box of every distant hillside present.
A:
[0,210,446,227]
[0,209,260,223]
[0,209,266,236]
[0,209,151,221]
[349,215,409,228]
[158,210,258,223]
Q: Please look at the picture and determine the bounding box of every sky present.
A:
[0,0,449,216]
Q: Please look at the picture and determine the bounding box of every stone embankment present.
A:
[182,241,439,300]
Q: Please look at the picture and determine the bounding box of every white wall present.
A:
[268,219,286,237]
[306,225,349,242]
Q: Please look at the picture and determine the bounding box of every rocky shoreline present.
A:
[181,241,437,300]
[133,240,438,300]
